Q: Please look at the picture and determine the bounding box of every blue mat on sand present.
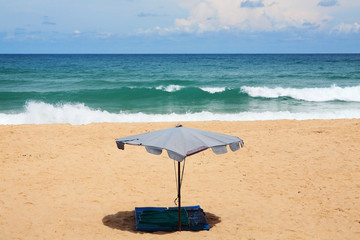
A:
[135,205,210,232]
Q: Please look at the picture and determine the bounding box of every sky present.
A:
[0,0,359,53]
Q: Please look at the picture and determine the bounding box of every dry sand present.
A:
[1,120,360,240]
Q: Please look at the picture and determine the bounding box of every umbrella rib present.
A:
[185,130,219,156]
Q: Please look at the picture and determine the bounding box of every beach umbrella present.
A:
[115,124,244,231]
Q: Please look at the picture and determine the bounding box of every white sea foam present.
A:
[200,87,226,94]
[0,101,359,125]
[241,85,360,102]
[155,85,184,92]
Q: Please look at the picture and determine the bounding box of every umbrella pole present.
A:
[178,161,181,231]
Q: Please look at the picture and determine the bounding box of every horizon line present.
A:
[1,52,360,55]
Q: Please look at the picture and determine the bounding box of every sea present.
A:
[0,54,359,125]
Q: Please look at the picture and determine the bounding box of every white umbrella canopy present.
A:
[115,124,244,231]
[116,124,244,162]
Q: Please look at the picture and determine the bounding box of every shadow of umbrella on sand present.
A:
[115,124,244,231]
[102,210,222,233]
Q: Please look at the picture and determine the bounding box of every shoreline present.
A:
[1,119,360,239]
[1,117,360,126]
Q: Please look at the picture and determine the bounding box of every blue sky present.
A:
[0,0,359,53]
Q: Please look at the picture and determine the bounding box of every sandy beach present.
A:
[1,119,360,240]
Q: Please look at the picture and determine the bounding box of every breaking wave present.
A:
[0,101,359,125]
[200,87,227,94]
[155,85,184,92]
[241,85,360,102]
[155,85,227,94]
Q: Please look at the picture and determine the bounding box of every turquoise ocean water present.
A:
[0,54,359,124]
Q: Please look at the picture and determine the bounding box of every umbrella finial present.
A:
[176,124,183,128]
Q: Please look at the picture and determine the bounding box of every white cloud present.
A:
[331,22,360,34]
[133,26,176,36]
[96,32,114,39]
[73,30,81,34]
[163,0,360,34]
[172,0,332,33]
